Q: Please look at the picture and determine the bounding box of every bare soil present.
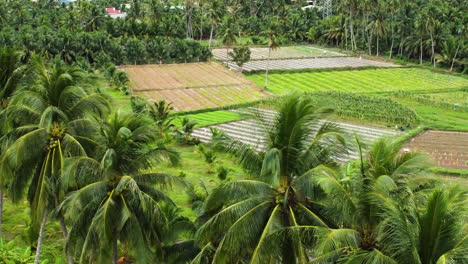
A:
[119,62,269,111]
[405,130,468,170]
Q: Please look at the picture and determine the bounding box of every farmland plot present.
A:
[212,45,347,61]
[405,130,468,170]
[192,107,402,162]
[247,68,468,94]
[228,57,397,72]
[120,62,269,111]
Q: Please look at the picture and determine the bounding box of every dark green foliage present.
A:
[308,92,419,125]
[228,45,251,72]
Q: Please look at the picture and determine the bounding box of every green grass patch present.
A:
[246,68,468,95]
[173,110,245,128]
[394,98,468,131]
[153,144,247,219]
[392,90,468,112]
[102,87,132,113]
[430,167,468,178]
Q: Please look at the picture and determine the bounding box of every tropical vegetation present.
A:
[0,0,466,263]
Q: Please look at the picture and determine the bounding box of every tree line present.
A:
[0,0,465,71]
[0,48,466,264]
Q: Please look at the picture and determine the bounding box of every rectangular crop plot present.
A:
[229,57,397,72]
[213,45,347,61]
[246,68,468,94]
[405,130,468,169]
[120,62,269,111]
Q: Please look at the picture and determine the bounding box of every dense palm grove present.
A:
[0,0,467,263]
[0,0,466,71]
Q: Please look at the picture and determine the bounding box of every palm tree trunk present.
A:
[112,237,118,264]
[208,24,214,50]
[264,47,271,89]
[34,210,49,264]
[389,14,395,59]
[450,42,460,72]
[377,36,380,56]
[59,215,74,264]
[419,37,423,65]
[226,47,229,65]
[0,190,2,239]
[349,9,356,50]
[369,32,373,55]
[430,31,435,67]
[199,7,204,41]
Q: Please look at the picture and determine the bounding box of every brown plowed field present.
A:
[119,62,269,111]
[405,130,468,170]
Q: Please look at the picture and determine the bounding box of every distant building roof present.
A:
[106,8,127,18]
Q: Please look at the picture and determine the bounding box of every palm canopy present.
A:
[0,58,111,224]
[0,47,25,110]
[195,93,349,263]
[60,112,181,263]
[212,92,348,187]
[302,138,439,263]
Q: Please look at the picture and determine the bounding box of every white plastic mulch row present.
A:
[227,57,398,72]
[191,108,402,162]
[212,46,346,61]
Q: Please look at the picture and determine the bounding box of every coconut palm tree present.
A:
[264,22,280,89]
[194,93,349,263]
[303,138,436,262]
[0,57,110,264]
[367,8,388,56]
[218,17,237,65]
[207,0,223,50]
[378,186,467,264]
[60,112,180,264]
[0,47,26,239]
[146,100,175,136]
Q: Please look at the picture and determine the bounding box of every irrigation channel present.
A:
[192,108,402,162]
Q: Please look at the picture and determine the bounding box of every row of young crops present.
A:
[246,68,468,94]
[172,111,243,127]
[307,92,418,125]
[391,90,468,112]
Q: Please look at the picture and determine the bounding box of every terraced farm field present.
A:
[173,110,245,127]
[213,45,347,61]
[192,108,402,161]
[120,62,269,111]
[405,130,468,170]
[246,68,468,94]
[230,57,397,72]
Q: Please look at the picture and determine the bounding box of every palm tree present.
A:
[194,93,349,263]
[0,58,110,264]
[218,17,237,65]
[146,100,175,136]
[264,23,279,89]
[207,0,223,50]
[60,112,180,264]
[367,8,388,56]
[307,138,436,262]
[378,187,467,264]
[0,47,26,240]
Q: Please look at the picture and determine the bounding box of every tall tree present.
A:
[0,58,110,264]
[61,112,180,264]
[367,6,388,56]
[195,93,349,263]
[218,17,237,65]
[308,138,436,262]
[207,0,223,50]
[0,47,26,240]
[264,23,279,89]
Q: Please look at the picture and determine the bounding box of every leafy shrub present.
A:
[216,166,229,181]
